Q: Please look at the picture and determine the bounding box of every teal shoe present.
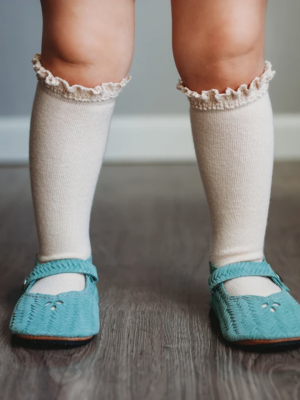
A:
[10,257,100,344]
[209,259,300,345]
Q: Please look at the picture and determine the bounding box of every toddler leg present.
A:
[29,0,135,295]
[172,0,280,296]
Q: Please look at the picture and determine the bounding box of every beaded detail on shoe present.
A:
[177,61,275,110]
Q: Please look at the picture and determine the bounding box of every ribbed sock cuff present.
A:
[32,53,131,102]
[177,61,275,111]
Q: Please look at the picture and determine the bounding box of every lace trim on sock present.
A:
[32,54,131,102]
[176,61,275,110]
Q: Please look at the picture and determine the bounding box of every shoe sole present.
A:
[210,308,300,348]
[13,334,94,348]
[235,337,300,346]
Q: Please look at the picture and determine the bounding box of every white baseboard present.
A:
[0,114,300,164]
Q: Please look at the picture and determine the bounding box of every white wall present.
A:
[0,0,300,162]
[1,115,300,164]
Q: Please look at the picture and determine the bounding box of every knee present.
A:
[173,22,265,93]
[40,26,134,87]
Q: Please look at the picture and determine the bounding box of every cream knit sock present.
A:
[178,61,281,297]
[28,54,130,295]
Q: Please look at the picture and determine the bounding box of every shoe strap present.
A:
[23,257,98,289]
[208,260,289,293]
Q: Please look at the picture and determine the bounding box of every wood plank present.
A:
[0,163,300,400]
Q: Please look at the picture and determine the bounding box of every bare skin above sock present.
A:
[28,54,130,295]
[178,61,281,297]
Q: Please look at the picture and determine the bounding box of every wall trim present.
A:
[0,114,300,164]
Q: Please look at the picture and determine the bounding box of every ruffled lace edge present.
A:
[176,61,275,110]
[32,54,131,102]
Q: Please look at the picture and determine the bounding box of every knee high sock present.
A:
[177,61,280,296]
[28,54,130,295]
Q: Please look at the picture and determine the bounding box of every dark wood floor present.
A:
[1,163,300,400]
